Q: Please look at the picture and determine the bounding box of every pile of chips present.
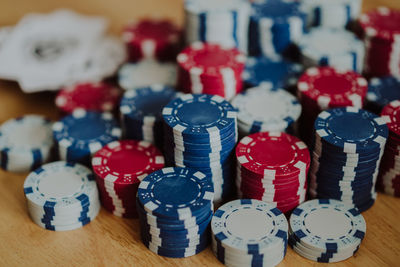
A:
[24,161,100,231]
[309,107,388,212]
[211,199,288,267]
[236,132,310,213]
[289,199,366,263]
[366,76,400,114]
[137,167,214,258]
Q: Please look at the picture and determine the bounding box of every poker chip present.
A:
[184,0,251,52]
[92,140,164,218]
[248,0,306,57]
[122,19,181,62]
[118,60,177,90]
[309,107,388,212]
[289,199,366,262]
[137,167,214,258]
[23,161,100,231]
[55,82,121,114]
[52,109,121,166]
[235,132,310,213]
[231,86,301,136]
[177,42,245,100]
[297,28,365,73]
[120,85,178,147]
[0,115,53,172]
[211,199,288,267]
[162,94,237,203]
[366,76,400,114]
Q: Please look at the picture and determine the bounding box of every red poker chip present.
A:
[381,100,400,137]
[359,7,400,42]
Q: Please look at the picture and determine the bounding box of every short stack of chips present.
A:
[211,199,288,267]
[137,167,214,258]
[24,161,100,231]
[366,76,400,114]
[0,115,53,172]
[52,109,121,166]
[162,94,237,203]
[378,100,400,197]
[120,85,178,147]
[184,0,250,52]
[310,107,388,212]
[289,199,366,263]
[231,86,301,136]
[177,42,245,100]
[236,132,310,213]
[92,140,164,217]
[359,7,400,78]
[122,19,181,62]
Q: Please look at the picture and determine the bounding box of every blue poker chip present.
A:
[367,76,400,113]
[140,229,210,248]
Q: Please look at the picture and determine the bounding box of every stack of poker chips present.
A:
[235,132,310,213]
[231,86,301,137]
[211,199,288,267]
[137,167,214,258]
[0,115,53,172]
[162,94,237,204]
[309,107,388,212]
[92,140,164,218]
[378,100,400,197]
[52,109,121,166]
[177,42,245,100]
[297,67,368,145]
[120,85,178,147]
[24,161,100,231]
[184,0,250,53]
[366,76,400,114]
[359,7,400,78]
[248,0,306,57]
[289,199,366,263]
[122,19,182,62]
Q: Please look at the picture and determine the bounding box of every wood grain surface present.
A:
[0,0,400,266]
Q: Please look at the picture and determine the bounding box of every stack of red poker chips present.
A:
[296,67,368,145]
[177,42,245,100]
[55,82,121,115]
[235,132,310,213]
[122,19,182,62]
[359,7,400,78]
[92,140,164,218]
[378,100,400,197]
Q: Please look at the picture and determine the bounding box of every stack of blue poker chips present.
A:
[120,85,178,149]
[162,94,238,204]
[136,167,214,258]
[248,0,307,57]
[52,109,121,166]
[366,76,400,114]
[309,107,388,212]
[23,161,100,231]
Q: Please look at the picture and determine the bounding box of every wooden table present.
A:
[0,0,400,266]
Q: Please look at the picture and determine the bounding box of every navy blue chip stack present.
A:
[366,76,400,114]
[309,107,388,212]
[162,94,237,204]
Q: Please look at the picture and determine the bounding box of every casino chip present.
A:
[118,60,177,90]
[23,161,100,231]
[92,140,164,217]
[177,42,245,100]
[248,0,306,57]
[184,0,250,52]
[231,86,301,136]
[52,109,121,166]
[0,115,53,172]
[289,199,366,263]
[162,94,237,204]
[366,76,400,114]
[297,28,365,73]
[137,167,214,258]
[122,19,181,62]
[55,82,121,115]
[120,85,178,147]
[309,107,388,212]
[235,132,310,213]
[211,199,288,267]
